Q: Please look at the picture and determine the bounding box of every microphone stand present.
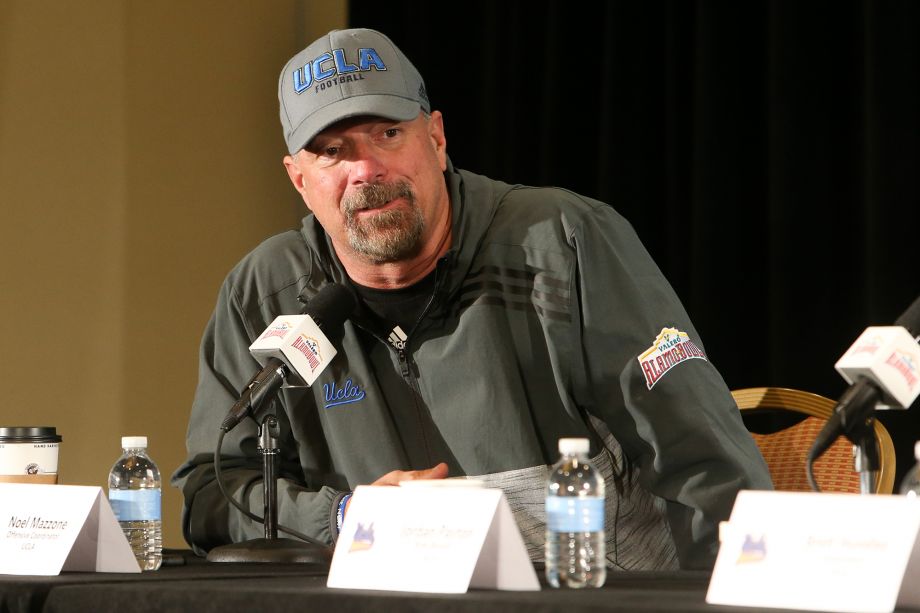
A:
[836,383,881,495]
[208,393,333,565]
[261,415,282,540]
[847,416,880,495]
[807,380,882,494]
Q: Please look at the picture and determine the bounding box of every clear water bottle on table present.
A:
[545,437,606,588]
[108,436,162,571]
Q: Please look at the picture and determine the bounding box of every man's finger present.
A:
[419,462,449,479]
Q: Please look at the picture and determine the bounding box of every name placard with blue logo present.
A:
[707,490,920,613]
[327,482,539,593]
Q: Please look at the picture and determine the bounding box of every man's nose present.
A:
[348,143,387,185]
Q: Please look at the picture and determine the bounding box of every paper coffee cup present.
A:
[0,427,62,484]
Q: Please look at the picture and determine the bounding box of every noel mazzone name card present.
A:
[0,483,139,575]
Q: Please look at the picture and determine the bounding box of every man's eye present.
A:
[383,128,400,138]
[324,146,340,156]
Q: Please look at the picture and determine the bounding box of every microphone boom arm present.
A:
[220,358,288,432]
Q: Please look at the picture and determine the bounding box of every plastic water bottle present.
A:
[108,436,162,571]
[545,437,606,588]
[899,441,920,497]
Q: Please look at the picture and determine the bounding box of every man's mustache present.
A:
[342,181,415,215]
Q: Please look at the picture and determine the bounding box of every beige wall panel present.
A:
[0,0,129,510]
[0,0,347,551]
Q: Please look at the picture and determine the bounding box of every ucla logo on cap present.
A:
[293,47,387,93]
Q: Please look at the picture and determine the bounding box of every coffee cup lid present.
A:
[0,427,62,443]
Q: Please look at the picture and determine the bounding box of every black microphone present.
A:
[220,358,287,432]
[220,283,357,432]
[300,282,357,333]
[897,295,920,340]
[809,295,920,464]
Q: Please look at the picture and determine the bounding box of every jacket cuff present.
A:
[329,490,351,544]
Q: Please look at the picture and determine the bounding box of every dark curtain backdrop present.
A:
[348,1,920,484]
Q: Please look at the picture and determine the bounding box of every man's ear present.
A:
[427,110,448,171]
[283,154,305,191]
[283,153,312,209]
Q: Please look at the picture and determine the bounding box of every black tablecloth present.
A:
[0,549,900,613]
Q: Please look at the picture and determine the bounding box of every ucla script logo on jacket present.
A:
[324,378,367,409]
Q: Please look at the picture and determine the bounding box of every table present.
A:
[0,550,904,613]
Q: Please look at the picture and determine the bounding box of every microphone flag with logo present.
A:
[809,295,920,465]
[221,283,357,432]
[249,283,356,387]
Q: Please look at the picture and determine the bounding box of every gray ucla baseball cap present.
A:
[278,28,430,155]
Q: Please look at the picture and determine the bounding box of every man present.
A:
[173,28,772,570]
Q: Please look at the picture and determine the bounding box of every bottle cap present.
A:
[122,436,148,449]
[558,437,589,455]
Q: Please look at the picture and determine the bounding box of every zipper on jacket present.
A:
[386,254,451,370]
[397,347,411,377]
[405,255,450,340]
[355,255,452,465]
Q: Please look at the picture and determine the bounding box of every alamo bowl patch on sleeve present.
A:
[639,327,707,390]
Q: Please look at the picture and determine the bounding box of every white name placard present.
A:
[0,483,140,575]
[327,483,540,593]
[707,490,920,613]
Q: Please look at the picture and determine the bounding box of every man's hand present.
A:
[345,462,449,516]
[370,462,450,486]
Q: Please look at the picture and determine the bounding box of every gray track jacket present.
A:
[172,163,772,570]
